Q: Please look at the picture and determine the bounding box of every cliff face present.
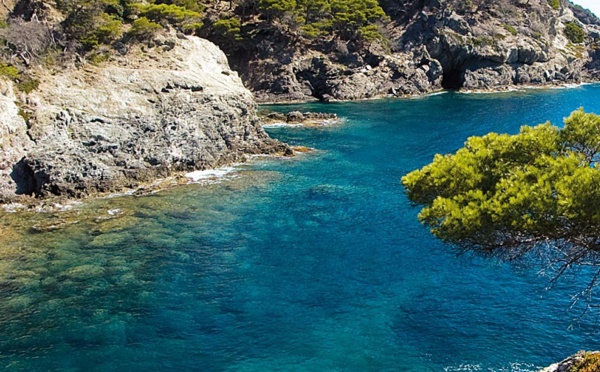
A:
[0,80,35,200]
[221,0,600,102]
[0,35,289,202]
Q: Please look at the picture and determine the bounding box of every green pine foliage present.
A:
[79,13,123,48]
[402,109,600,263]
[51,0,205,52]
[155,0,204,13]
[257,0,387,41]
[1,0,392,66]
[128,17,163,40]
[212,18,243,42]
[259,0,297,18]
[296,0,329,24]
[135,3,203,31]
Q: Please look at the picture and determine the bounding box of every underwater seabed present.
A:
[3,86,600,370]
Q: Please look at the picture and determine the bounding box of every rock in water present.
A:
[539,351,600,372]
[0,35,289,201]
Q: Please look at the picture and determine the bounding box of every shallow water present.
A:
[2,87,600,371]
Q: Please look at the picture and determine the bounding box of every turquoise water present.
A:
[2,87,600,371]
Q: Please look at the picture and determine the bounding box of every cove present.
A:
[2,86,600,371]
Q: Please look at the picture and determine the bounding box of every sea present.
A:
[1,86,600,371]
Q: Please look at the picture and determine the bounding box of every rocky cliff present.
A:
[0,35,289,202]
[207,0,600,103]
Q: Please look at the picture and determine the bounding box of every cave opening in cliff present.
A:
[441,68,464,90]
[11,159,36,196]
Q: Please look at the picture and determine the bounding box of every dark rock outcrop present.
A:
[233,0,600,103]
[249,47,444,103]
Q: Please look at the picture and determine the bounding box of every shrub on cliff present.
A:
[212,17,243,42]
[0,62,18,79]
[135,3,203,33]
[564,22,586,44]
[327,0,387,40]
[57,0,121,48]
[258,0,297,20]
[256,0,386,41]
[127,17,163,40]
[53,0,204,51]
[79,13,124,48]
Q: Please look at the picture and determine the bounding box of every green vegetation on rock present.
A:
[0,0,594,101]
[0,62,18,79]
[503,24,518,36]
[564,22,586,44]
[572,352,600,372]
[128,17,163,40]
[212,17,243,42]
[257,0,387,40]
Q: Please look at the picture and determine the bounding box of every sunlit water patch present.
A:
[2,87,600,370]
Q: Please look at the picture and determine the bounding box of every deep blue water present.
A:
[2,87,600,371]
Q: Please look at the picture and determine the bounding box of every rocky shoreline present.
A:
[540,351,600,371]
[260,111,340,126]
[233,1,600,104]
[0,34,291,205]
[3,0,600,204]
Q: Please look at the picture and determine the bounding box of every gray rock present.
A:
[0,80,35,202]
[286,111,305,123]
[241,0,596,101]
[0,35,289,201]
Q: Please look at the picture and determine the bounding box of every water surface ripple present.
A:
[2,87,600,371]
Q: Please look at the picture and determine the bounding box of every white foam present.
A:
[549,82,589,90]
[425,91,448,97]
[107,208,121,216]
[1,203,25,213]
[103,189,136,199]
[185,167,236,183]
[443,362,537,372]
[443,364,483,371]
[262,122,304,128]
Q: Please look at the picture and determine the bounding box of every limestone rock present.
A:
[0,80,34,202]
[0,35,289,201]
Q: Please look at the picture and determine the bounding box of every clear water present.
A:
[2,87,600,371]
